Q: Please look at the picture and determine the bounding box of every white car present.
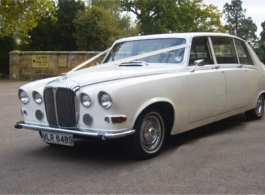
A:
[15,33,265,159]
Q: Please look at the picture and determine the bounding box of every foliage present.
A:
[26,0,85,51]
[255,21,265,63]
[121,0,225,35]
[26,17,58,50]
[260,22,265,41]
[0,0,56,42]
[223,0,257,44]
[73,6,123,51]
[238,17,258,43]
[90,0,139,37]
[0,36,16,75]
[193,3,226,32]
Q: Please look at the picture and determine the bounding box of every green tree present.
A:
[26,0,85,51]
[0,36,16,75]
[91,0,138,37]
[121,0,225,35]
[238,17,257,43]
[223,0,258,44]
[73,6,123,51]
[0,0,55,42]
[260,21,265,41]
[55,0,85,50]
[255,21,265,63]
[223,0,245,36]
[26,17,58,50]
[193,3,226,32]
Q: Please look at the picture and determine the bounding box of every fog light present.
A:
[21,109,27,116]
[35,110,44,120]
[83,114,93,126]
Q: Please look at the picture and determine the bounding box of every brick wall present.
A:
[9,51,104,80]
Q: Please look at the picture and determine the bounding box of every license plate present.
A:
[41,131,74,146]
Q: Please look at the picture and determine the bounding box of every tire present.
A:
[126,108,165,160]
[245,94,264,120]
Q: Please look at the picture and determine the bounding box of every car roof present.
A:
[114,32,242,43]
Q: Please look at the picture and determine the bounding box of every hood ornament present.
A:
[61,73,67,80]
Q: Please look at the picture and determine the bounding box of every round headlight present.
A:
[18,89,29,104]
[98,92,112,109]
[81,93,91,108]
[33,91,42,104]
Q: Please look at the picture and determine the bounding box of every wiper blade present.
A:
[119,61,148,67]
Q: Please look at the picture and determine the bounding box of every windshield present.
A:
[103,38,186,64]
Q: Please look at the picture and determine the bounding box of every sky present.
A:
[203,0,265,36]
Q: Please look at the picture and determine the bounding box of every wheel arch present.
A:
[134,99,175,135]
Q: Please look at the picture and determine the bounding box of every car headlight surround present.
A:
[32,91,42,104]
[98,91,112,109]
[80,93,92,108]
[18,89,29,104]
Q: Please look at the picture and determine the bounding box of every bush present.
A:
[0,36,16,75]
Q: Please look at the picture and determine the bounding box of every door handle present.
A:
[212,65,220,69]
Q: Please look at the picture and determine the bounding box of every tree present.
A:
[73,6,123,51]
[0,36,16,75]
[223,0,245,36]
[237,17,257,43]
[26,17,58,50]
[0,0,55,42]
[223,0,258,44]
[121,0,225,35]
[260,21,265,41]
[55,0,85,50]
[26,0,85,51]
[255,21,265,63]
[193,3,226,32]
[91,0,139,37]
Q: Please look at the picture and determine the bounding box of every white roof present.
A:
[114,32,242,43]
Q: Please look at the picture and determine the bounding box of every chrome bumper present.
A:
[15,121,135,140]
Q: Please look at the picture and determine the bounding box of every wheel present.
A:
[126,108,165,159]
[245,94,264,120]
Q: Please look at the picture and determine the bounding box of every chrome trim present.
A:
[53,88,59,126]
[44,79,80,128]
[15,121,135,140]
[45,79,80,92]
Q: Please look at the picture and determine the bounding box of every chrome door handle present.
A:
[212,65,220,69]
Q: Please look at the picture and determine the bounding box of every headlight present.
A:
[18,89,29,104]
[32,91,42,104]
[98,92,112,109]
[80,93,92,108]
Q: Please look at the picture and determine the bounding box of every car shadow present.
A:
[164,113,249,151]
[25,113,250,163]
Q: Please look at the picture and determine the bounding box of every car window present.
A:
[234,39,254,65]
[211,37,238,64]
[103,38,186,64]
[189,37,213,66]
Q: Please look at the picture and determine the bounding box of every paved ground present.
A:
[1,80,265,194]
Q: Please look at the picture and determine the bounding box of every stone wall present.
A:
[9,51,104,80]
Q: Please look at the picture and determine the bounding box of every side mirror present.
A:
[194,59,205,66]
[190,59,205,72]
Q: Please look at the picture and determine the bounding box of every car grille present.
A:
[44,79,80,128]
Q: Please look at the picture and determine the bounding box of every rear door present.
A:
[211,37,249,111]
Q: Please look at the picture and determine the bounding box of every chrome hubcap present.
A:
[140,113,163,152]
[255,95,264,116]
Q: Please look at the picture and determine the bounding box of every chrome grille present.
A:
[44,79,80,128]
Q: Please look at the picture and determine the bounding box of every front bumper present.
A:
[15,121,135,140]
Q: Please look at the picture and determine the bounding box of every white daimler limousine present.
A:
[15,33,265,159]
